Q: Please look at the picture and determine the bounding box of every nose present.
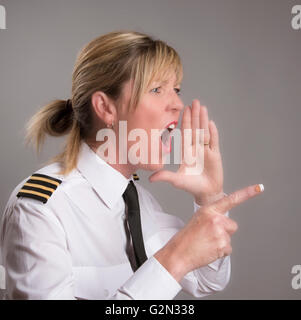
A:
[169,94,185,112]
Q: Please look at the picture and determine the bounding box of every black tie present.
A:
[122,180,148,271]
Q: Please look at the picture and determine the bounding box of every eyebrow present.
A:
[154,79,181,86]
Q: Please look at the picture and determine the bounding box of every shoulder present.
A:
[4,162,81,214]
[0,163,78,247]
[16,172,62,204]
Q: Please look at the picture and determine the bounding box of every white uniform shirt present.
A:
[0,142,230,300]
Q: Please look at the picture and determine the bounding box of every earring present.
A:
[107,121,114,129]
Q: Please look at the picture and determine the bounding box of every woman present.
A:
[0,30,263,300]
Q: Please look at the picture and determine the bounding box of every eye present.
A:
[150,86,181,95]
[174,88,181,96]
[151,87,161,94]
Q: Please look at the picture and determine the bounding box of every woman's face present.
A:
[116,71,185,171]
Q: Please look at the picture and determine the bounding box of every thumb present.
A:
[210,183,264,214]
[149,170,178,185]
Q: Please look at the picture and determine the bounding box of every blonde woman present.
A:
[0,30,263,300]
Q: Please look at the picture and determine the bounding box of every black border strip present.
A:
[16,191,48,203]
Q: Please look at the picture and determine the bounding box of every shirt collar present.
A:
[76,141,131,210]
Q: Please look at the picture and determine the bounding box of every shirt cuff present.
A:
[119,255,182,300]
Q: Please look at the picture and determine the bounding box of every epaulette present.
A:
[16,173,62,204]
[132,173,139,181]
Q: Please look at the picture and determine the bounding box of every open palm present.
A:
[149,99,224,205]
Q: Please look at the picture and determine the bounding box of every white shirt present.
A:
[0,142,230,300]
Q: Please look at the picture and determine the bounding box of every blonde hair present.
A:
[26,30,183,175]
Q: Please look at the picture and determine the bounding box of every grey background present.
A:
[0,0,300,300]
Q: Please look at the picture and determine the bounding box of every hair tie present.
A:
[66,99,73,112]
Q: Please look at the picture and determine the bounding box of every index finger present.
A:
[199,104,210,145]
[210,184,264,214]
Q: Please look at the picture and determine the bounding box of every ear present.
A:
[91,91,117,126]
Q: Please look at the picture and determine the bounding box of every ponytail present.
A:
[26,99,73,151]
[25,99,81,175]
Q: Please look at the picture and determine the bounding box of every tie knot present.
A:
[125,180,135,192]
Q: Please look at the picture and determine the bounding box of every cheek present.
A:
[128,109,161,143]
[135,99,163,125]
[123,101,164,163]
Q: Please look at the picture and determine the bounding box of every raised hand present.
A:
[149,99,224,205]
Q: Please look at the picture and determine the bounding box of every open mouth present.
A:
[160,121,177,153]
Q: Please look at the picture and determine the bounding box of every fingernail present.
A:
[255,184,264,193]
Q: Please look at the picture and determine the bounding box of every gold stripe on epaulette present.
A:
[29,176,61,186]
[24,182,55,192]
